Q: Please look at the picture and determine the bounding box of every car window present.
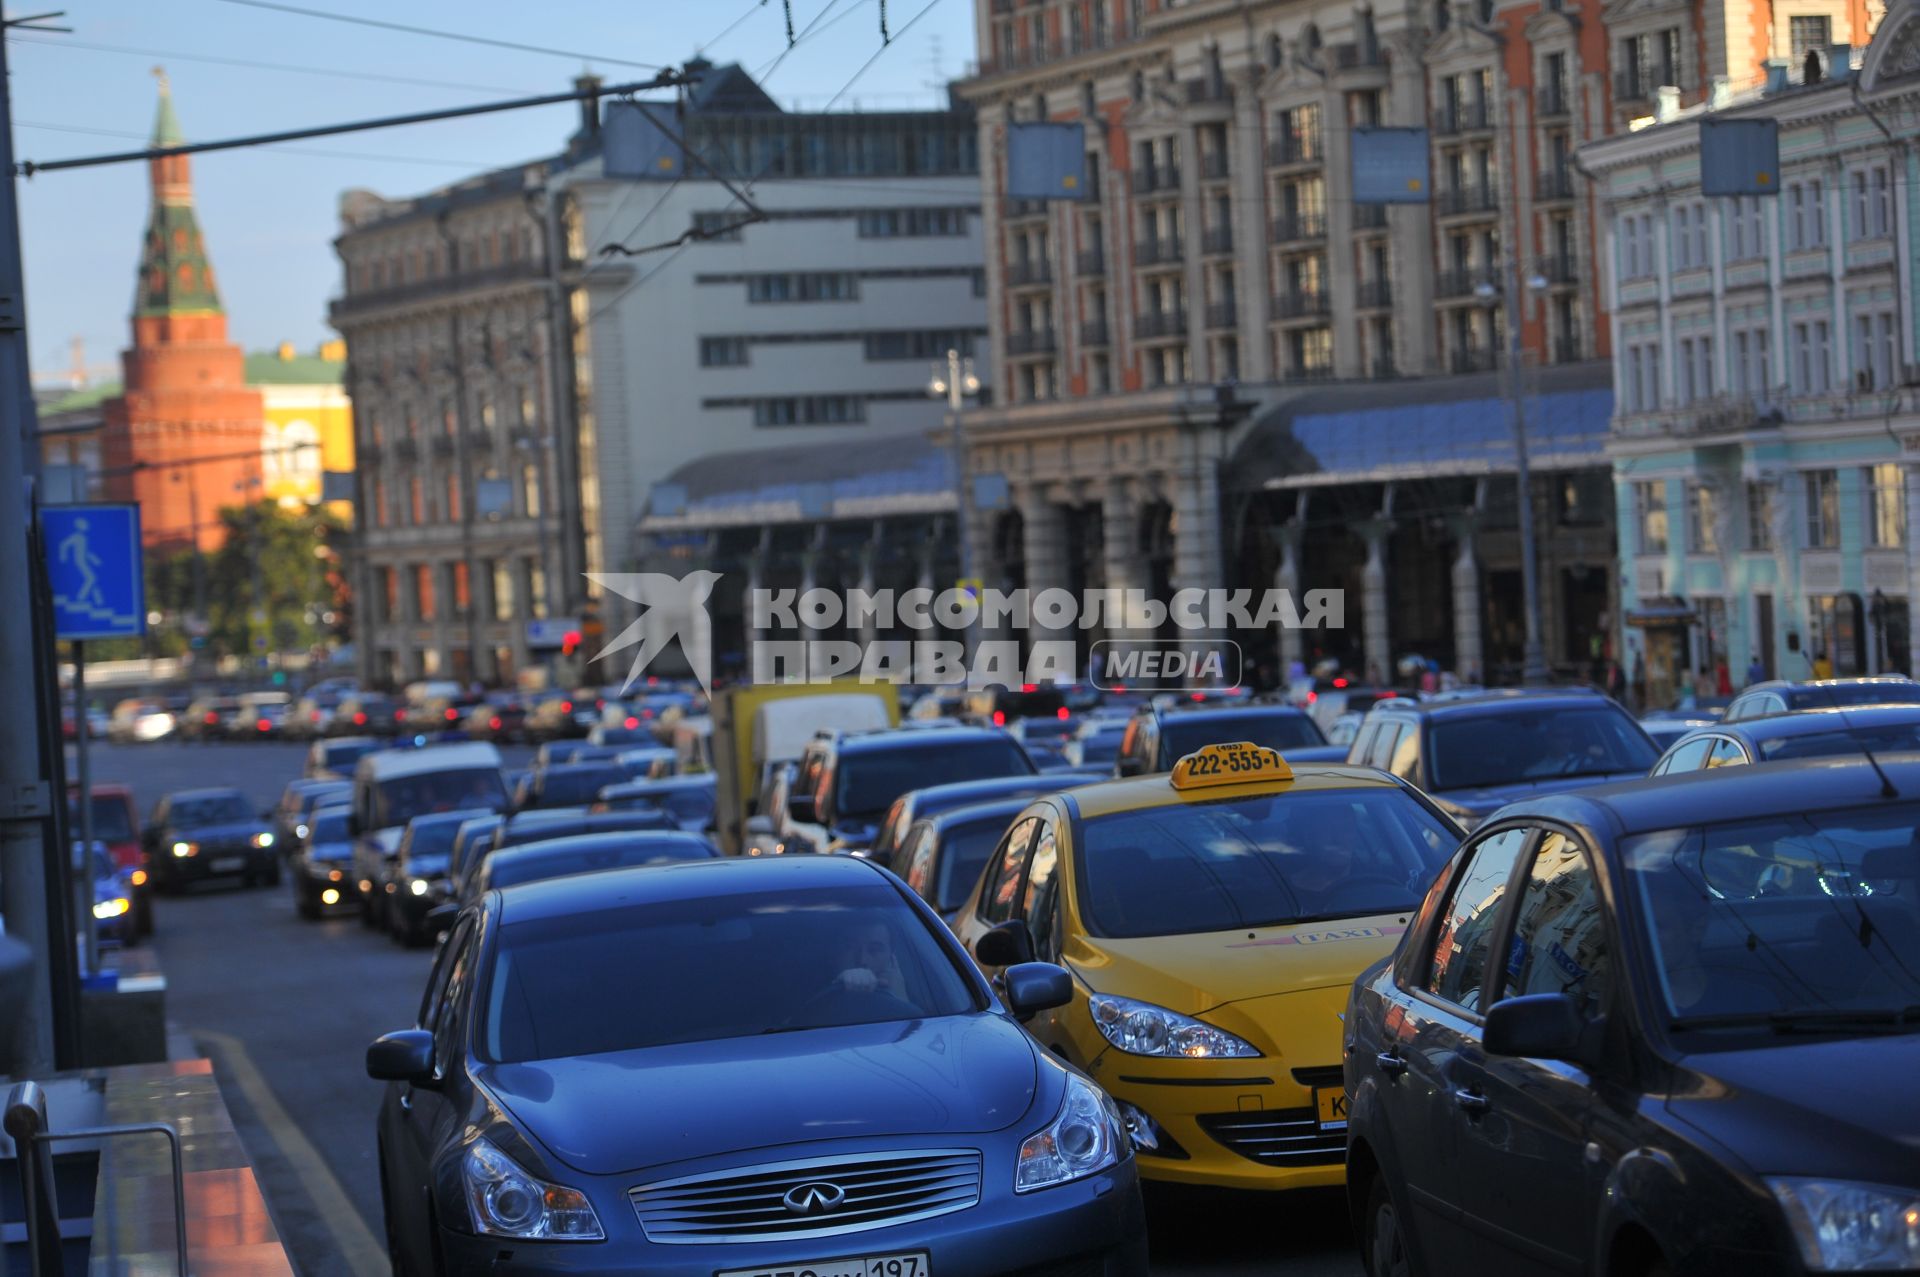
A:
[873,798,911,859]
[433,927,478,1076]
[1706,738,1748,768]
[901,824,935,898]
[1427,706,1657,790]
[834,740,1033,823]
[1760,720,1920,761]
[1367,722,1403,771]
[1349,720,1379,763]
[1387,725,1421,782]
[1499,832,1612,1019]
[979,816,1040,924]
[1425,827,1531,1014]
[1155,711,1327,762]
[418,917,472,1030]
[1021,821,1061,954]
[1659,738,1713,774]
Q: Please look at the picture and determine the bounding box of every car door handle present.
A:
[1375,1052,1407,1078]
[398,1085,412,1113]
[1453,1088,1489,1115]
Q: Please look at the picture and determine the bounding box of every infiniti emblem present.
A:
[782,1182,847,1215]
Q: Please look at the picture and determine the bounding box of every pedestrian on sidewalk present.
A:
[1746,654,1766,687]
[1813,650,1834,680]
[1714,658,1732,698]
[1677,668,1698,711]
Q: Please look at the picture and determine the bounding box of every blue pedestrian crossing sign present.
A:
[43,504,146,640]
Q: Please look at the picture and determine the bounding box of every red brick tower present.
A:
[100,69,263,554]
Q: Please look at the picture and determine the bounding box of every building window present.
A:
[1805,469,1840,548]
[522,464,541,518]
[1851,166,1892,239]
[1790,16,1832,78]
[372,478,387,528]
[1671,202,1709,270]
[856,207,969,237]
[691,211,745,242]
[1787,178,1827,250]
[1747,480,1775,550]
[527,560,548,620]
[409,476,424,525]
[1727,197,1766,261]
[1855,310,1897,391]
[1792,320,1831,394]
[446,474,462,522]
[453,562,471,617]
[865,330,979,360]
[1625,342,1662,412]
[1635,480,1669,554]
[1676,334,1713,403]
[700,337,748,366]
[746,272,858,302]
[754,396,867,426]
[1688,483,1719,554]
[414,564,436,621]
[1868,462,1907,548]
[1733,326,1772,399]
[488,560,512,621]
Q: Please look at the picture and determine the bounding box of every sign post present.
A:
[41,504,145,983]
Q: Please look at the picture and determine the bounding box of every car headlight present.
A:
[1771,1178,1920,1271]
[409,878,429,896]
[171,841,197,858]
[461,1137,603,1240]
[93,897,131,920]
[295,823,309,839]
[1015,1073,1127,1193]
[1088,993,1262,1058]
[253,832,275,849]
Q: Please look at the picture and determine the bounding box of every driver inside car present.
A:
[1281,802,1360,905]
[832,920,906,996]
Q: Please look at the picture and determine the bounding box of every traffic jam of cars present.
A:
[76,669,1920,1275]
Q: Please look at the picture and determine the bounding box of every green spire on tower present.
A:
[135,67,222,318]
[151,65,183,148]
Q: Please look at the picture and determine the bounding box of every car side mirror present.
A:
[365,1029,436,1084]
[974,918,1034,969]
[1484,993,1587,1063]
[787,792,817,824]
[1002,961,1072,1019]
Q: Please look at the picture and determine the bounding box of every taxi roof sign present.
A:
[1170,741,1294,790]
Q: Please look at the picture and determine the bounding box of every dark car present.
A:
[965,684,1068,726]
[368,857,1146,1277]
[514,763,631,812]
[460,809,682,904]
[524,689,597,742]
[896,797,1035,924]
[1114,704,1344,778]
[447,813,507,907]
[1345,689,1658,829]
[868,774,1094,872]
[462,697,529,744]
[1345,755,1920,1276]
[592,775,718,832]
[291,805,356,919]
[306,735,386,781]
[385,808,493,946]
[471,831,720,894]
[273,778,352,853]
[331,694,406,738]
[1651,704,1920,776]
[68,783,151,937]
[178,695,241,743]
[795,727,1038,856]
[1638,715,1719,753]
[586,722,653,749]
[1723,675,1920,722]
[143,788,279,891]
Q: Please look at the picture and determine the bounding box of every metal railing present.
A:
[1435,269,1482,299]
[1357,278,1394,309]
[1536,168,1576,201]
[1080,318,1110,346]
[1005,329,1057,356]
[1200,151,1231,181]
[1284,363,1336,383]
[1537,85,1571,116]
[1201,225,1234,255]
[1266,136,1323,167]
[1438,185,1499,216]
[1450,346,1498,374]
[1272,290,1331,320]
[1205,300,1240,330]
[1133,237,1185,267]
[1075,248,1106,276]
[1614,69,1675,101]
[1333,42,1386,70]
[1003,199,1049,221]
[1134,310,1189,339]
[1352,204,1388,230]
[329,259,546,320]
[1131,166,1182,195]
[1006,258,1053,287]
[1553,333,1582,364]
[1370,355,1399,379]
[1535,252,1579,285]
[1186,77,1231,105]
[1436,101,1492,134]
[1270,210,1328,243]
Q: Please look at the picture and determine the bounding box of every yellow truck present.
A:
[711,681,899,855]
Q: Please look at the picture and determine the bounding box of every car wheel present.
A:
[1363,1174,1412,1277]
[262,860,282,888]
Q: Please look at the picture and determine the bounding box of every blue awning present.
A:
[640,430,955,531]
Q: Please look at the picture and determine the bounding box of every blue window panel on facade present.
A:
[1279,388,1614,484]
[1700,119,1782,197]
[1005,122,1089,200]
[1351,128,1433,204]
[602,101,683,180]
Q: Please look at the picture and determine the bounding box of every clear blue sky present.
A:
[9,0,977,383]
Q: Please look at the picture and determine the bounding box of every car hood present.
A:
[1668,1036,1920,1184]
[1063,912,1411,1016]
[1285,745,1352,764]
[481,1014,1039,1178]
[1435,771,1641,820]
[173,821,267,844]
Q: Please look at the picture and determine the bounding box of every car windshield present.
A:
[1759,722,1920,761]
[325,741,378,768]
[72,844,117,879]
[1427,706,1657,790]
[300,786,350,814]
[1786,684,1920,710]
[835,741,1033,822]
[1626,803,1920,1034]
[936,822,1018,913]
[537,766,627,808]
[1158,712,1327,760]
[479,881,977,1061]
[1078,789,1458,938]
[309,810,352,852]
[404,817,471,871]
[486,838,715,890]
[373,768,508,830]
[72,796,134,842]
[170,794,253,827]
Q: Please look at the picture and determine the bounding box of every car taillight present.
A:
[310,710,321,722]
[353,712,367,725]
[445,708,458,721]
[1191,692,1205,701]
[1022,684,1037,693]
[393,710,405,721]
[1381,691,1398,699]
[1056,706,1070,719]
[1307,691,1318,704]
[204,712,218,724]
[256,719,270,732]
[640,709,654,720]
[489,717,502,730]
[595,699,605,710]
[561,700,573,712]
[992,711,1005,726]
[624,716,639,729]
[1332,677,1349,689]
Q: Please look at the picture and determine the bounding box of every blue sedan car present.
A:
[369,856,1147,1277]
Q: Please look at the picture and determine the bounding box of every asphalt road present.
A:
[81,738,1362,1277]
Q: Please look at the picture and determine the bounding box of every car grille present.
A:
[629,1149,981,1244]
[1197,1108,1346,1167]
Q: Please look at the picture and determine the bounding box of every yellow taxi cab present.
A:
[949,741,1462,1192]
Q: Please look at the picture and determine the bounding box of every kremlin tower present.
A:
[99,69,263,554]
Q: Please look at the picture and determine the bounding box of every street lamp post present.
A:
[1476,262,1551,687]
[929,348,982,660]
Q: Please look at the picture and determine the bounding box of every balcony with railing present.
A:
[1185,77,1231,105]
[1133,237,1185,268]
[1266,135,1323,169]
[1352,204,1388,231]
[1205,300,1240,330]
[1534,252,1579,286]
[1076,248,1106,277]
[1450,346,1499,374]
[1272,289,1331,321]
[1437,184,1499,217]
[1536,168,1576,202]
[1357,278,1393,309]
[1270,210,1328,244]
[1202,224,1234,255]
[393,437,421,464]
[1004,198,1049,221]
[1131,166,1182,195]
[1436,269,1483,299]
[1614,68,1677,103]
[1080,318,1110,347]
[431,434,457,459]
[1284,362,1336,383]
[1537,84,1571,117]
[1553,333,1582,364]
[1332,41,1387,72]
[1006,328,1058,357]
[1134,310,1189,340]
[1200,151,1231,181]
[1369,355,1398,380]
[1436,100,1493,135]
[1006,258,1054,288]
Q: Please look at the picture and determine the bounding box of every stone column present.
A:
[1101,477,1145,638]
[798,529,827,646]
[1906,462,1920,680]
[1359,519,1392,684]
[855,531,880,652]
[1448,514,1484,683]
[1171,452,1226,652]
[1231,72,1274,381]
[1018,485,1070,651]
[1274,523,1304,677]
[1386,30,1437,375]
[745,546,772,684]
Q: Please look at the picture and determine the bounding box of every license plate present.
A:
[1315,1086,1349,1132]
[717,1251,929,1277]
[210,856,245,872]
